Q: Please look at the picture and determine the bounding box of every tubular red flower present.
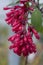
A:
[32,28,40,39]
[3,7,12,10]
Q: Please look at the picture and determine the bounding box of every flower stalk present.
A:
[25,56,28,65]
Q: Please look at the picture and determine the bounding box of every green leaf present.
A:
[7,1,19,6]
[31,8,43,33]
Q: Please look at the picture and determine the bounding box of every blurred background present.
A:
[0,0,43,65]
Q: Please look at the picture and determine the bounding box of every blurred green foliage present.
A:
[0,25,9,65]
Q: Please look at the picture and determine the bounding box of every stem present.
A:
[25,56,28,65]
[38,0,39,4]
[37,0,39,9]
[33,0,35,2]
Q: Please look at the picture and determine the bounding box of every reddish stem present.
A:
[25,56,28,65]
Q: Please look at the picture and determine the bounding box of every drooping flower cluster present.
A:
[4,0,40,56]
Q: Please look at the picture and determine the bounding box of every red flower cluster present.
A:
[4,4,28,33]
[4,0,40,56]
[8,26,40,56]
